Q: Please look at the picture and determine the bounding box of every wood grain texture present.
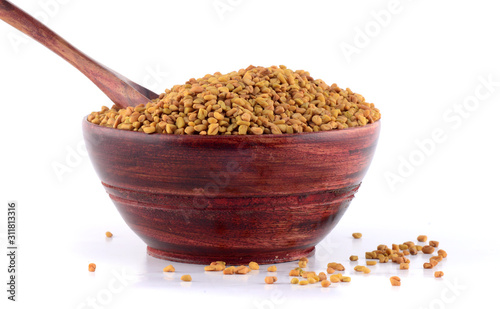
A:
[0,0,157,108]
[83,119,381,264]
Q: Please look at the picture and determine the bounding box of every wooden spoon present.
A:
[0,0,158,108]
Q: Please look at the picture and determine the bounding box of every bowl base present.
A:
[147,246,315,265]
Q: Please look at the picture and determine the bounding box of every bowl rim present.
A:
[82,116,380,140]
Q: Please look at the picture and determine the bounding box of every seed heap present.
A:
[87,65,381,135]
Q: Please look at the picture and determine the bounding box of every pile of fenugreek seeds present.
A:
[87,65,381,135]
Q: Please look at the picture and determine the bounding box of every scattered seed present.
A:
[180,274,192,282]
[163,265,175,272]
[438,249,447,258]
[366,261,377,266]
[249,262,260,270]
[417,235,428,242]
[434,271,444,278]
[265,276,277,284]
[400,263,409,270]
[291,278,299,284]
[267,265,277,272]
[350,255,358,261]
[88,263,96,272]
[105,231,113,238]
[390,276,401,286]
[429,241,439,248]
[299,280,309,285]
[321,280,331,287]
[422,246,435,254]
[352,233,362,239]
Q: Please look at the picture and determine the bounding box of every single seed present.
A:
[291,278,299,284]
[429,241,439,248]
[330,275,340,283]
[298,260,307,268]
[417,235,428,242]
[366,261,377,266]
[235,266,250,274]
[390,276,401,286]
[265,276,277,284]
[340,276,351,282]
[326,267,335,274]
[352,233,362,239]
[422,245,435,254]
[249,262,260,270]
[321,280,331,287]
[434,271,444,278]
[88,263,96,272]
[267,265,277,272]
[423,262,434,269]
[400,263,409,270]
[438,249,447,258]
[180,275,192,282]
[105,231,113,238]
[163,265,175,272]
[299,280,309,285]
[318,272,327,281]
[223,266,235,275]
[350,255,358,261]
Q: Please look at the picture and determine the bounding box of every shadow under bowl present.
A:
[83,118,381,264]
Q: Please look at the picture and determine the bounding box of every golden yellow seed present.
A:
[434,271,444,278]
[291,277,299,284]
[180,274,192,282]
[223,266,235,275]
[88,263,96,272]
[298,260,307,268]
[349,255,358,261]
[400,263,409,270]
[366,261,377,266]
[265,276,276,284]
[163,265,175,272]
[390,276,401,286]
[321,280,331,287]
[352,233,362,239]
[249,262,259,270]
[105,231,113,238]
[340,276,351,282]
[143,126,156,134]
[299,280,309,286]
[267,265,277,272]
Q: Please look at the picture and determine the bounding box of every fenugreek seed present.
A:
[163,265,175,272]
[223,266,235,275]
[307,277,316,284]
[291,278,299,284]
[180,275,192,282]
[249,262,259,270]
[390,276,401,286]
[299,280,309,285]
[429,259,439,267]
[105,231,113,238]
[318,272,327,281]
[235,266,250,274]
[330,275,340,283]
[204,265,217,271]
[267,265,277,272]
[289,269,300,276]
[429,241,439,248]
[207,123,219,135]
[423,263,433,269]
[400,263,409,270]
[409,246,418,255]
[430,255,443,263]
[250,127,263,135]
[416,245,423,251]
[434,271,444,278]
[143,126,156,134]
[88,263,96,272]
[327,262,345,271]
[399,244,408,250]
[352,233,362,239]
[321,280,331,287]
[265,276,276,284]
[238,125,249,135]
[366,261,377,266]
[422,246,435,254]
[298,260,307,268]
[362,267,371,274]
[417,235,428,242]
[213,111,224,120]
[326,267,335,274]
[350,255,358,261]
[438,249,447,258]
[340,276,351,282]
[354,265,365,272]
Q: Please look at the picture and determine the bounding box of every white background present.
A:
[1,0,499,308]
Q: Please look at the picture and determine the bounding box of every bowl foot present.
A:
[147,246,315,265]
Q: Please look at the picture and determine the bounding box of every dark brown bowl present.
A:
[82,118,381,264]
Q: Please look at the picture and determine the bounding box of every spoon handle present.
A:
[0,0,157,108]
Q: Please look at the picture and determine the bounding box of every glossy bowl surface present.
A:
[83,119,381,264]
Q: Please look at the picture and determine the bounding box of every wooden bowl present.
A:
[83,119,381,264]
